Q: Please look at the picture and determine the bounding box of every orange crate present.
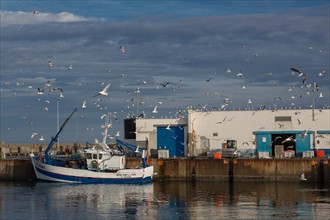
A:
[214,152,222,159]
[316,150,325,157]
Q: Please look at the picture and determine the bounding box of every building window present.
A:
[213,133,218,137]
[275,116,291,122]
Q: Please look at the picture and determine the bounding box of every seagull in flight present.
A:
[82,100,87,108]
[31,132,38,139]
[290,67,303,74]
[206,76,212,82]
[152,105,158,113]
[159,82,169,88]
[300,130,309,139]
[120,46,126,53]
[37,88,44,95]
[48,61,53,68]
[94,83,110,97]
[274,136,283,143]
[236,70,243,78]
[290,67,307,84]
[281,135,295,143]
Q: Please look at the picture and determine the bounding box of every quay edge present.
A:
[1,158,329,185]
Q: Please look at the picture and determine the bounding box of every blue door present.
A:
[157,126,185,157]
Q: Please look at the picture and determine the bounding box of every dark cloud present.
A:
[0,5,329,143]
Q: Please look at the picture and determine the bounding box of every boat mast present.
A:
[57,99,60,150]
[99,113,112,152]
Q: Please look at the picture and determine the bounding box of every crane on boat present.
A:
[44,108,77,164]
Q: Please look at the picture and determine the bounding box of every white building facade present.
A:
[187,108,330,157]
[130,108,329,158]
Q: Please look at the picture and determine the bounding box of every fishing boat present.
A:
[30,108,154,184]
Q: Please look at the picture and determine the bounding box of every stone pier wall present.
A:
[1,158,329,184]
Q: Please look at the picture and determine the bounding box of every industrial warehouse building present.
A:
[123,108,330,158]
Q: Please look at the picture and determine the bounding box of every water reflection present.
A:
[152,181,330,219]
[0,181,329,219]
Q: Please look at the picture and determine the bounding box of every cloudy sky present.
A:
[1,1,329,144]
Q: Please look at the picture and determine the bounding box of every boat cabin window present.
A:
[227,140,237,149]
[93,154,97,159]
[87,153,92,159]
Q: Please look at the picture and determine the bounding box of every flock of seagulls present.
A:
[2,36,328,144]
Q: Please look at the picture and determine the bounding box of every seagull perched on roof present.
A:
[94,83,110,97]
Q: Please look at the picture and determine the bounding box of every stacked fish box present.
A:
[285,151,295,158]
[258,152,271,158]
[302,151,314,158]
[158,150,169,159]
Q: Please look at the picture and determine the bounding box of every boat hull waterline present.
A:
[31,155,154,184]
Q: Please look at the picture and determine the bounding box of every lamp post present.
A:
[135,88,140,117]
[312,82,318,122]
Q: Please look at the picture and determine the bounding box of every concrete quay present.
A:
[1,158,329,185]
[0,141,81,158]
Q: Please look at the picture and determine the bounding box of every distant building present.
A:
[134,118,187,158]
[130,108,329,158]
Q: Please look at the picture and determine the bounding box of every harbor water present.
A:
[1,181,329,220]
